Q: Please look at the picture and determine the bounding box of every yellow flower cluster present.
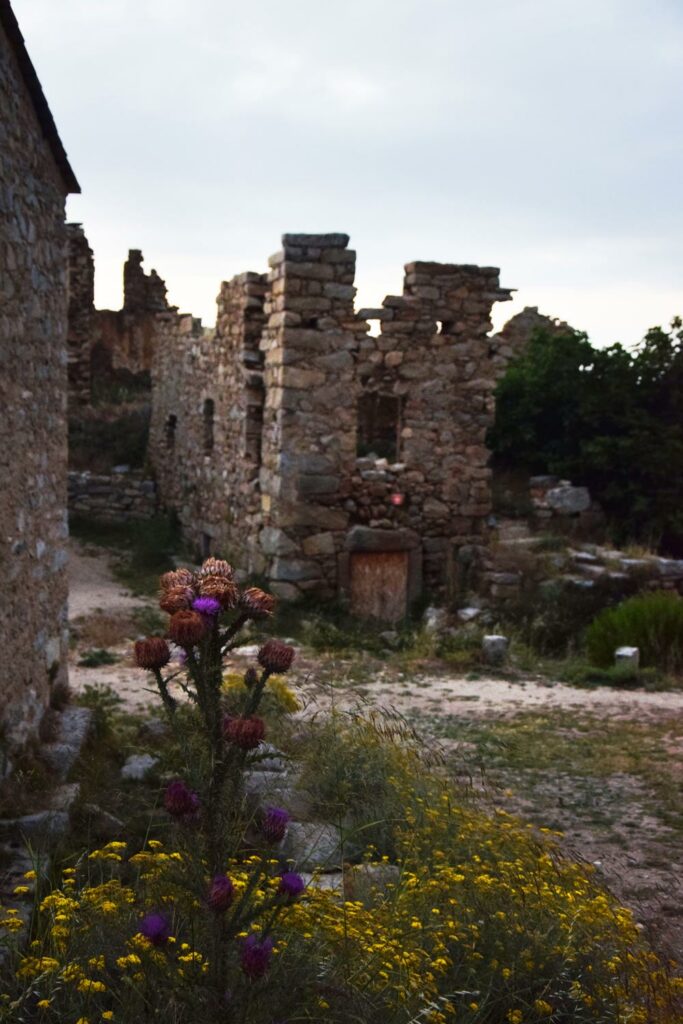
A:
[221,671,300,712]
[2,777,680,1023]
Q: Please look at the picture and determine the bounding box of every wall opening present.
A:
[357,392,402,460]
[245,383,264,468]
[201,532,212,559]
[203,398,214,454]
[165,414,177,449]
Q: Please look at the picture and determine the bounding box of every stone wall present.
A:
[0,6,75,755]
[66,223,94,406]
[149,273,267,566]
[68,470,157,522]
[150,233,521,611]
[66,236,170,406]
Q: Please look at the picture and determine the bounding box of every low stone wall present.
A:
[68,470,157,522]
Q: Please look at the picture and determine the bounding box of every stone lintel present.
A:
[282,233,350,249]
[343,526,420,552]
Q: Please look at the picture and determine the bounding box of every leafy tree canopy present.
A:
[488,317,683,553]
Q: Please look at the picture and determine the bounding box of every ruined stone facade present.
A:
[493,306,574,349]
[66,232,170,405]
[0,0,78,753]
[151,234,521,618]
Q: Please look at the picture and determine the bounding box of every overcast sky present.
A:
[16,0,683,344]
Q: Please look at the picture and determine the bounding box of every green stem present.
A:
[152,668,177,713]
[243,669,271,717]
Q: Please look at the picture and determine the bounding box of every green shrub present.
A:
[503,576,633,657]
[586,590,683,671]
[296,709,431,857]
[77,648,119,668]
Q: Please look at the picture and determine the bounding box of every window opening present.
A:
[203,398,214,454]
[357,392,402,460]
[165,414,177,449]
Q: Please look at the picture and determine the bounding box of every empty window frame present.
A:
[357,392,403,460]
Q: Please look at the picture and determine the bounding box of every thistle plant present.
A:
[133,556,300,1002]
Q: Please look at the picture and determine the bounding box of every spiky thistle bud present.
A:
[240,587,277,620]
[222,714,265,750]
[160,568,195,592]
[159,585,195,615]
[197,575,239,610]
[168,610,206,647]
[198,557,233,580]
[134,637,171,670]
[258,639,295,674]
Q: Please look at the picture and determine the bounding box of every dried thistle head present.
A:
[198,557,233,580]
[159,585,195,615]
[197,575,239,610]
[134,637,171,670]
[240,587,277,620]
[160,568,195,592]
[168,610,206,647]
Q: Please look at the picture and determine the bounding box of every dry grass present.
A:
[71,611,139,649]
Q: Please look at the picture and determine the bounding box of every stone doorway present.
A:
[349,550,409,622]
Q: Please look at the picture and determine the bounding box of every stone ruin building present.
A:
[149,233,525,621]
[66,226,170,406]
[0,0,78,756]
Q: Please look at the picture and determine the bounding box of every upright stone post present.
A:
[66,223,95,406]
[259,233,366,599]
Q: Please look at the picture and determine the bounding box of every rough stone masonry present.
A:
[150,234,525,619]
[0,0,79,757]
[66,228,170,407]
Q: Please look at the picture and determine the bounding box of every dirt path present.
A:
[67,539,159,710]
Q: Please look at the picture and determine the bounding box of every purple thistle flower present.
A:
[278,871,305,900]
[164,779,200,822]
[240,933,274,979]
[261,806,289,844]
[207,873,235,912]
[192,596,222,617]
[176,649,188,666]
[139,911,171,946]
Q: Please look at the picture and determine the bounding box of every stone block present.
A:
[280,821,344,871]
[0,810,70,843]
[615,646,640,670]
[482,635,509,665]
[297,475,340,496]
[546,485,591,515]
[282,233,350,249]
[121,754,159,781]
[271,558,320,582]
[423,606,449,634]
[302,532,336,556]
[260,527,297,557]
[344,526,420,552]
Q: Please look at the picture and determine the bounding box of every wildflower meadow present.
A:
[1,558,680,1023]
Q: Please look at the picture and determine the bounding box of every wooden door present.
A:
[349,551,409,623]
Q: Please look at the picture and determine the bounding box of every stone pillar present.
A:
[122,249,147,313]
[66,223,95,406]
[259,233,367,599]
